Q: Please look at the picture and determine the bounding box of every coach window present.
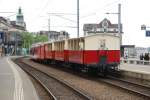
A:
[48,44,52,51]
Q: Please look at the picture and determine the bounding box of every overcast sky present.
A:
[0,0,150,47]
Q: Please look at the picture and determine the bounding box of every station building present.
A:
[83,18,123,36]
[0,7,26,55]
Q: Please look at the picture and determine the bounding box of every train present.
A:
[30,33,120,75]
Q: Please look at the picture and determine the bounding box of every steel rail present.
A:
[14,58,93,100]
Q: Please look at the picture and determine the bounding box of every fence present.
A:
[121,59,150,65]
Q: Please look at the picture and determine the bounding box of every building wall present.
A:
[135,47,148,58]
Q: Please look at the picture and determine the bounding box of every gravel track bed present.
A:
[23,58,148,100]
[16,59,88,100]
[29,75,52,100]
[121,76,150,87]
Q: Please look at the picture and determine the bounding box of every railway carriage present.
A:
[40,44,45,60]
[83,34,120,73]
[54,40,66,61]
[30,44,41,60]
[30,33,120,74]
[44,42,54,60]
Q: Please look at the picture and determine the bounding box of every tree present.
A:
[20,32,48,51]
[20,32,34,49]
[34,34,48,43]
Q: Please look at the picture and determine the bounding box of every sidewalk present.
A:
[0,57,40,100]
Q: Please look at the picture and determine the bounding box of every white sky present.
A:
[0,0,150,47]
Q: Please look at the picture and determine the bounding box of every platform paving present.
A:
[0,57,40,100]
[120,63,150,75]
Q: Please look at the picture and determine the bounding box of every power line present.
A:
[53,15,76,23]
[6,13,17,18]
[0,12,15,13]
[79,0,121,19]
[48,13,76,15]
[43,25,77,28]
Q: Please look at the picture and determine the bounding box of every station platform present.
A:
[0,57,40,100]
[120,63,150,81]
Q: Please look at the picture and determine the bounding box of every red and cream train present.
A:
[30,33,120,74]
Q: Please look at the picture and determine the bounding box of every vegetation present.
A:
[19,32,48,53]
[34,34,48,43]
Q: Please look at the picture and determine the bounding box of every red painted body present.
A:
[54,51,65,61]
[68,50,120,65]
[83,50,120,65]
[37,46,41,59]
[68,50,84,64]
[44,45,53,59]
[40,45,45,60]
[32,46,120,66]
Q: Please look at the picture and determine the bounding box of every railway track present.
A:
[13,58,93,100]
[98,76,150,99]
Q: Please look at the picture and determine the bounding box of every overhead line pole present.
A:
[106,4,121,47]
[48,14,50,41]
[77,0,79,38]
[118,4,121,46]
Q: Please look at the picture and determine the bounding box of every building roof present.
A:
[10,21,26,31]
[83,18,122,33]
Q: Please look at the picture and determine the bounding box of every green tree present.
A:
[20,32,34,49]
[20,32,48,51]
[34,34,48,43]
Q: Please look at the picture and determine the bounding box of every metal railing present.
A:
[121,59,150,65]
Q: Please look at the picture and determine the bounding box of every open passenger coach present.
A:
[30,33,120,74]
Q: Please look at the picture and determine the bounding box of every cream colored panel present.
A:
[52,42,55,50]
[85,34,120,50]
[64,40,68,50]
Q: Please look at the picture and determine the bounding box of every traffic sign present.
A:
[146,30,150,37]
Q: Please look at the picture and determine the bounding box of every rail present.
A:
[13,58,93,100]
[98,76,150,99]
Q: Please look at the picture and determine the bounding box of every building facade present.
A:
[38,30,69,42]
[121,45,136,58]
[135,47,148,58]
[16,7,26,28]
[0,7,26,55]
[83,18,123,36]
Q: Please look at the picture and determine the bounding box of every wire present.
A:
[31,0,51,23]
[0,12,15,13]
[54,15,76,23]
[48,13,76,16]
[80,0,121,19]
[6,13,17,18]
[42,25,77,28]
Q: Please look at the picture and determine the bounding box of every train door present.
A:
[98,39,107,64]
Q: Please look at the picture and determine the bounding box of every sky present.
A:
[0,0,150,47]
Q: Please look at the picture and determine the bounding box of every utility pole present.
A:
[118,4,122,46]
[48,14,50,41]
[77,0,79,38]
[48,16,50,32]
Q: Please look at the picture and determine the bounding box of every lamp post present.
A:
[106,4,122,47]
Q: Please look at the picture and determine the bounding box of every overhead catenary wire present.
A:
[53,15,76,23]
[79,0,121,19]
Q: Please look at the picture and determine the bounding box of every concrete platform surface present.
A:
[0,57,40,100]
[120,64,150,75]
[120,64,150,80]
